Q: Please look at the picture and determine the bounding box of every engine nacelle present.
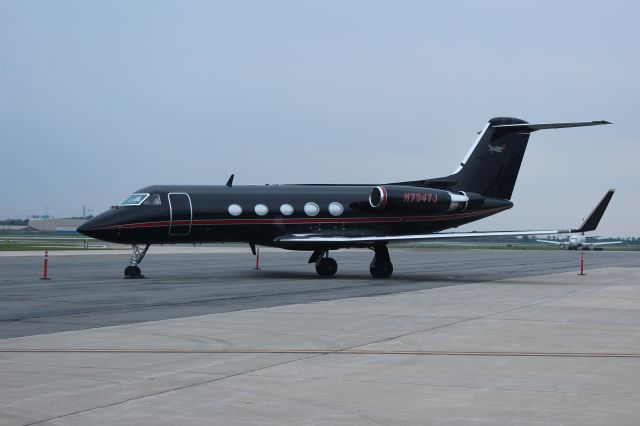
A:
[369,186,469,213]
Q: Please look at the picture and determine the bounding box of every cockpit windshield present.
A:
[120,193,150,206]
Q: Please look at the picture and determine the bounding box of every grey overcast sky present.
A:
[1,1,638,236]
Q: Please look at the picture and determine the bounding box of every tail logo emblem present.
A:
[488,144,506,154]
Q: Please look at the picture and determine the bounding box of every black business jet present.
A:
[78,117,614,279]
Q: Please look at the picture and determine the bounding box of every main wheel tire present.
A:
[370,262,393,278]
[316,257,338,277]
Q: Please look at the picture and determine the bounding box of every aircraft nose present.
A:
[76,214,113,238]
[77,219,97,238]
[75,211,129,244]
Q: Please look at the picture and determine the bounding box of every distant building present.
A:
[0,225,31,233]
[27,218,88,234]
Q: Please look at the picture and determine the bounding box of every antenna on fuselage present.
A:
[226,174,235,187]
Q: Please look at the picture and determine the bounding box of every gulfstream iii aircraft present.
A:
[78,117,613,279]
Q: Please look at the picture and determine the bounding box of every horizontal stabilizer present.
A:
[492,120,611,133]
[573,189,616,233]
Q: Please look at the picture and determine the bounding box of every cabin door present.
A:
[168,193,192,236]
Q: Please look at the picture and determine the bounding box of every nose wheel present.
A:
[370,243,393,278]
[124,265,142,279]
[125,244,149,279]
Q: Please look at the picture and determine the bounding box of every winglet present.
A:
[226,174,235,188]
[573,189,615,233]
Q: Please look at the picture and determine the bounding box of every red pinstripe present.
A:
[94,207,508,230]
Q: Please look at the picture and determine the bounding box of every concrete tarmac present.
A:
[1,249,640,425]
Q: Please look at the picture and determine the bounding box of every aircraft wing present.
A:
[589,241,623,246]
[536,239,566,245]
[276,189,615,245]
[276,229,570,244]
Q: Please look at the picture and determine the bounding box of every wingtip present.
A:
[575,188,616,233]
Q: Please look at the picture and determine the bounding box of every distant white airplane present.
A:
[537,233,622,250]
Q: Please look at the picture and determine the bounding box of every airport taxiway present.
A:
[1,248,639,425]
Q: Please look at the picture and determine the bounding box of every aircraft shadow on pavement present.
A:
[243,269,484,284]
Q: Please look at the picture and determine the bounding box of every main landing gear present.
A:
[309,250,338,277]
[370,243,393,278]
[308,243,394,279]
[125,244,150,279]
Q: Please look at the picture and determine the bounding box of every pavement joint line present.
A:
[1,349,640,358]
[20,351,324,426]
[0,360,230,376]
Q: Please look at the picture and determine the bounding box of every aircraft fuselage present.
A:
[79,184,512,250]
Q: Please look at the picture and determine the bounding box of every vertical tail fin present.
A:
[448,117,530,199]
[442,117,611,200]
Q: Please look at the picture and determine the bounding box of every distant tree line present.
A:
[0,219,28,226]
[626,237,640,246]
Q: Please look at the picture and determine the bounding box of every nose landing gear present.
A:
[370,243,393,278]
[125,244,150,279]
